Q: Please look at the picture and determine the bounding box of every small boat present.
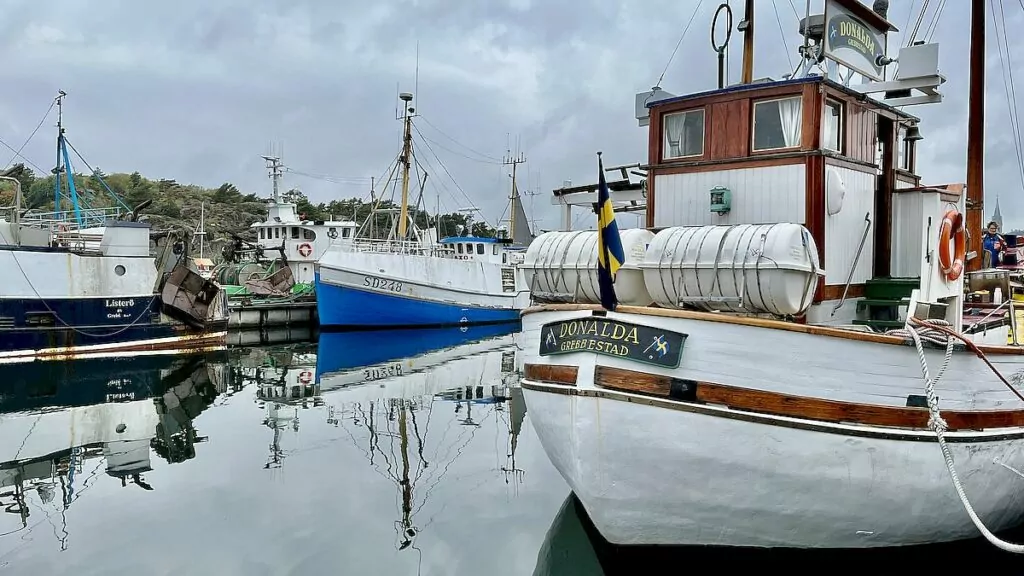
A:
[315,91,533,329]
[520,0,1024,551]
[0,93,228,363]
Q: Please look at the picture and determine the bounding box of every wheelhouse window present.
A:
[823,99,843,153]
[303,229,314,240]
[291,227,300,239]
[260,228,265,239]
[457,243,464,254]
[662,108,705,159]
[753,96,803,151]
[476,243,484,255]
[342,228,351,238]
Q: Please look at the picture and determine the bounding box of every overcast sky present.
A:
[0,0,1019,233]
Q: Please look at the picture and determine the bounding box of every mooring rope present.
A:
[889,318,1024,553]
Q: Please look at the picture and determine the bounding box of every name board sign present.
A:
[539,318,686,368]
[823,0,888,81]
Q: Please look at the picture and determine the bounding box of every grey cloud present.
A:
[0,0,1016,231]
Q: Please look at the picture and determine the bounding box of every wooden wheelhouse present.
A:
[639,0,964,328]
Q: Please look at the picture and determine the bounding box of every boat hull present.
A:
[0,296,228,364]
[315,272,521,328]
[519,306,1024,548]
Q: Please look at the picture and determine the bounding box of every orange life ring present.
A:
[298,242,313,257]
[937,208,965,282]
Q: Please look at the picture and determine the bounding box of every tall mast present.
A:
[966,0,985,271]
[503,150,526,239]
[740,0,755,84]
[262,155,284,203]
[398,92,415,239]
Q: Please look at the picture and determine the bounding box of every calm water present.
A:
[2,325,1023,575]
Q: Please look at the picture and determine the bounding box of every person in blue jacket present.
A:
[983,221,1006,267]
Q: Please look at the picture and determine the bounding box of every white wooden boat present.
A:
[519,0,1024,551]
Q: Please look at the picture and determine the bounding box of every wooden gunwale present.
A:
[590,365,1024,432]
[520,304,1024,356]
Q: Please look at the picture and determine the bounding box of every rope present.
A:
[894,318,1024,553]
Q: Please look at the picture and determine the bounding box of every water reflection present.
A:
[13,325,1020,574]
[0,352,228,548]
[534,493,1024,574]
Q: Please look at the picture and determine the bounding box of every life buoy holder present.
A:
[299,370,313,384]
[937,208,966,282]
[298,243,313,257]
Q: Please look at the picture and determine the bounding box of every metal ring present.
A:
[711,2,733,54]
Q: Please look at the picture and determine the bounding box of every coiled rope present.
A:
[887,317,1024,553]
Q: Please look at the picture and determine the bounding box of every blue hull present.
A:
[0,296,226,359]
[315,274,521,329]
[316,323,520,376]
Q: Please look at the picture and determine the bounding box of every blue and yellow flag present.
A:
[596,153,626,311]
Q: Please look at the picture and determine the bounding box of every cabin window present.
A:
[291,227,300,239]
[662,108,705,159]
[823,99,843,153]
[343,228,351,238]
[502,252,507,264]
[752,96,803,151]
[492,245,498,256]
[457,243,464,254]
[897,126,913,171]
[260,228,265,239]
[274,228,279,239]
[476,243,484,255]
[303,229,314,240]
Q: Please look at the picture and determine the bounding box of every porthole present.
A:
[115,264,126,276]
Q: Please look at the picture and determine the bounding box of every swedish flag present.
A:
[596,152,626,311]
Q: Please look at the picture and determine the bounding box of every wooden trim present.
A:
[521,381,1024,443]
[594,365,1024,432]
[524,363,578,387]
[824,155,879,175]
[653,84,806,117]
[520,303,1024,355]
[805,154,826,302]
[652,153,806,176]
[821,283,866,301]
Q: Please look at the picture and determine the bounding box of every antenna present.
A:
[261,155,285,203]
[502,147,527,241]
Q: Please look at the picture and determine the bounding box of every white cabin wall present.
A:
[823,166,875,286]
[890,181,922,278]
[652,164,806,228]
[0,250,156,299]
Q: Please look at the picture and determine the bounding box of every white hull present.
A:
[520,307,1024,548]
[317,249,530,311]
[319,334,519,403]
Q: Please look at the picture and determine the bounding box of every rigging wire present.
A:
[0,134,46,174]
[991,0,1024,193]
[654,0,706,88]
[4,99,55,169]
[771,0,794,70]
[415,115,503,163]
[922,0,948,42]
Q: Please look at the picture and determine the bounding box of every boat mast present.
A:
[740,0,755,83]
[398,92,415,240]
[503,150,526,239]
[966,0,985,272]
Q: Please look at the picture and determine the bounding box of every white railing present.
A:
[20,207,123,231]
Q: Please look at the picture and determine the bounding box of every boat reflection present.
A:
[0,352,229,547]
[246,324,525,559]
[533,494,1024,575]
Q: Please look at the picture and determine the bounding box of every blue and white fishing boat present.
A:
[0,93,228,363]
[314,91,533,328]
